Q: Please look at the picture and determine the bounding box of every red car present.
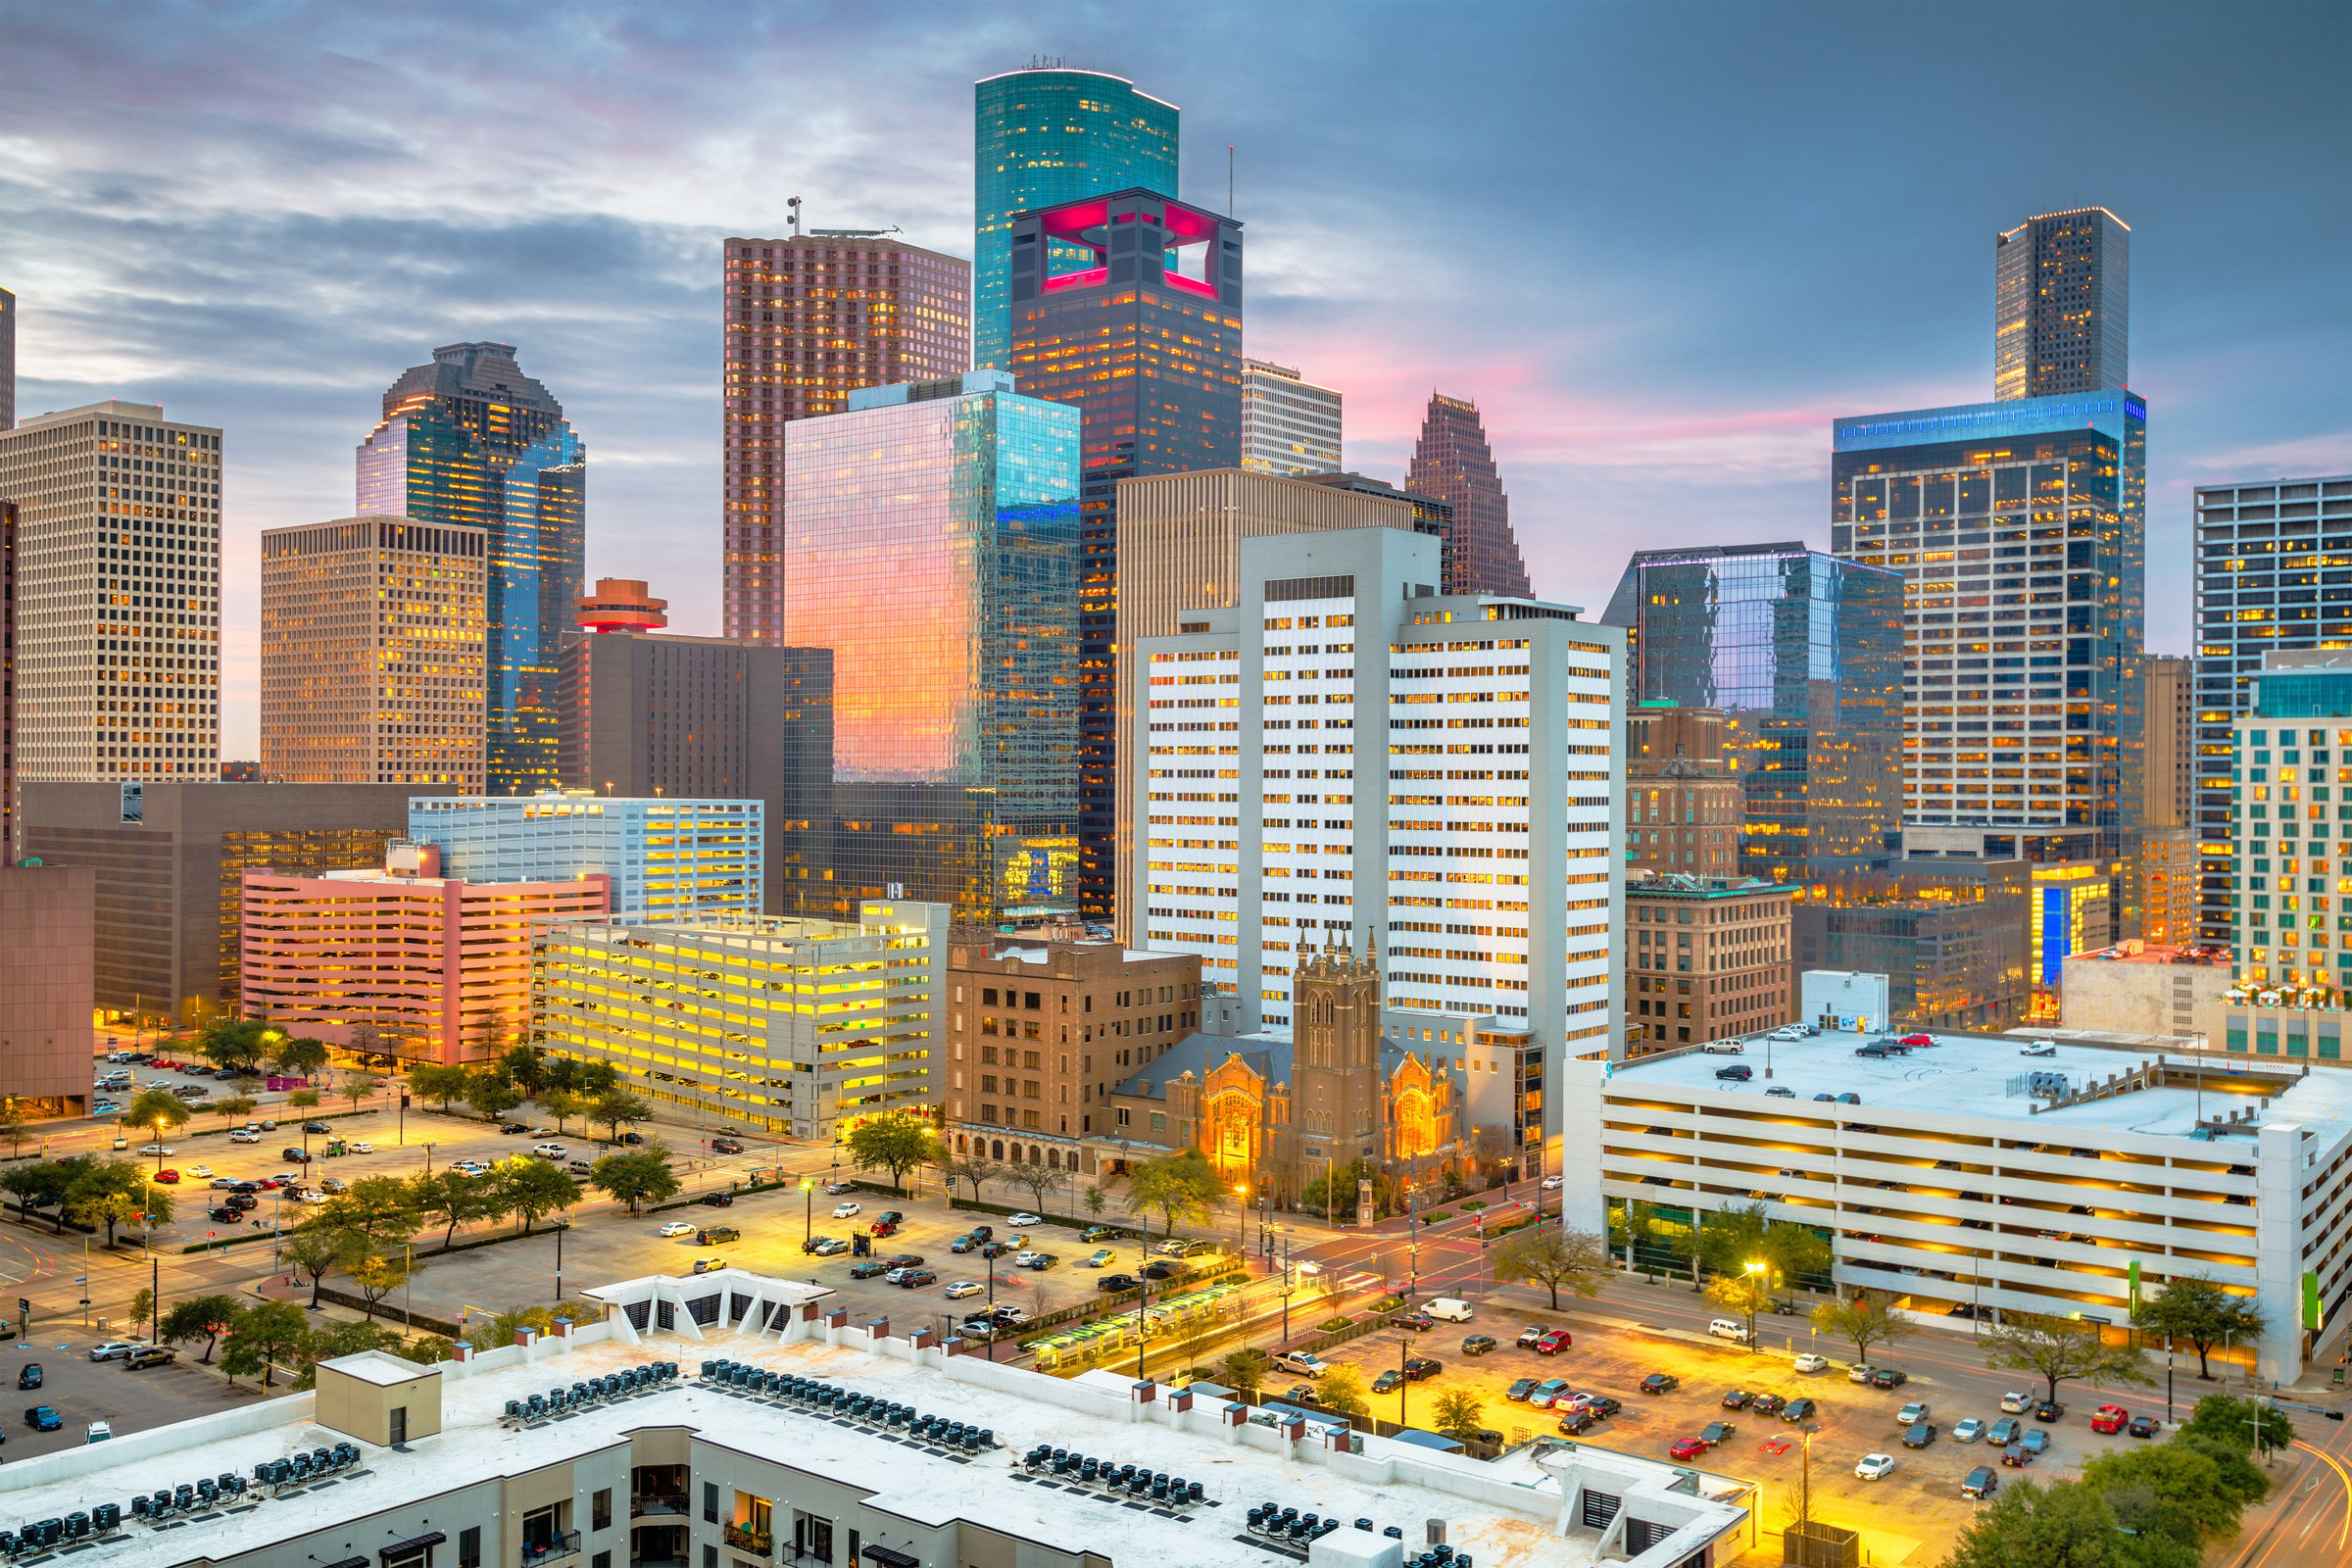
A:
[1899,1034,1935,1048]
[1534,1330,1574,1355]
[1668,1437,1709,1460]
[2089,1404,2129,1435]
[152,1169,180,1184]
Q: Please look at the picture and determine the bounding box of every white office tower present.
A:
[1134,525,1623,1054]
[1239,359,1343,475]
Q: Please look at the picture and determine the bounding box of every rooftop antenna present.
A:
[1227,143,1235,216]
[787,196,802,237]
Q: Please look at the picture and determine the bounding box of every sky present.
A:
[2,0,2345,759]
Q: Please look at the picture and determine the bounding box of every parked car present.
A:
[1273,1351,1329,1378]
[16,1365,40,1390]
[1098,1274,1139,1293]
[151,1169,180,1184]
[1722,1390,1754,1409]
[1713,1064,1752,1081]
[2127,1414,2162,1439]
[1781,1398,1818,1423]
[697,1226,740,1246]
[894,1270,937,1289]
[228,1130,261,1144]
[1752,1394,1788,1416]
[84,1420,113,1445]
[185,1164,214,1178]
[823,1181,856,1195]
[280,1148,313,1163]
[302,1120,333,1135]
[1506,1378,1542,1402]
[346,1142,373,1154]
[848,1260,892,1280]
[1897,1400,1932,1426]
[2019,1429,2051,1458]
[1706,1318,1752,1344]
[1867,1368,1909,1390]
[1084,1249,1116,1268]
[1460,1335,1497,1357]
[1534,1329,1574,1354]
[24,1405,62,1432]
[1527,1379,1573,1408]
[943,1281,985,1299]
[1698,1421,1736,1446]
[532,1143,567,1158]
[2089,1404,2129,1435]
[690,1257,728,1275]
[657,1220,699,1239]
[1639,1373,1680,1396]
[1854,1452,1897,1482]
[1396,1310,1437,1332]
[1792,1353,1829,1374]
[2034,1400,2066,1423]
[1902,1421,1937,1449]
[124,1347,174,1369]
[1952,1417,1986,1444]
[1962,1465,1999,1499]
[1082,1226,1119,1243]
[700,1193,735,1207]
[499,1123,529,1136]
[1371,1369,1405,1395]
[1999,1391,2033,1413]
[1141,1261,1178,1280]
[831,1201,861,1218]
[1669,1437,1709,1460]
[1402,1357,1443,1382]
[136,1144,172,1156]
[1557,1406,1603,1436]
[1516,1326,1552,1349]
[710,1139,745,1155]
[1007,1212,1044,1227]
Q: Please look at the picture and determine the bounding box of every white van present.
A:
[1424,1298,1476,1323]
[1707,1317,1753,1343]
[1698,1041,1744,1055]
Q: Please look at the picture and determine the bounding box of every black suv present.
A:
[1714,1064,1753,1081]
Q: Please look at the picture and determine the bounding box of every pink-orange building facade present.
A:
[239,848,608,1065]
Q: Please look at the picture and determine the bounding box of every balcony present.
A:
[722,1526,772,1558]
[521,1535,581,1568]
[630,1495,689,1519]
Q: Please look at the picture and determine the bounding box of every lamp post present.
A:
[1743,1260,1768,1352]
[800,1178,814,1243]
[1396,1335,1410,1429]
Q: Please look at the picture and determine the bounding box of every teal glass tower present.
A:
[357,342,586,797]
[973,66,1179,372]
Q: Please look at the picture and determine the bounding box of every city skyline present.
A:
[0,3,2343,759]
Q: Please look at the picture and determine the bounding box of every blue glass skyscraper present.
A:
[972,66,1179,372]
[358,342,585,797]
[1601,544,1905,884]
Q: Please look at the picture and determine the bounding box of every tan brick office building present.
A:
[1625,873,1796,1054]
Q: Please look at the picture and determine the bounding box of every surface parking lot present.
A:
[0,1337,256,1459]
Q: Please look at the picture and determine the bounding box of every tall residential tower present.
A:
[357,342,584,797]
[973,67,1179,372]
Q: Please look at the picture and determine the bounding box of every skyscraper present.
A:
[1407,393,1533,599]
[1601,544,1905,885]
[260,515,487,790]
[718,235,970,644]
[973,66,1179,372]
[1832,392,2147,872]
[0,401,222,785]
[782,370,1081,920]
[2192,474,2352,941]
[0,501,16,853]
[1994,208,2131,403]
[1133,525,1623,1054]
[2230,651,2352,993]
[1007,186,1245,921]
[1240,359,1342,475]
[2140,654,2198,946]
[357,342,584,797]
[0,285,15,430]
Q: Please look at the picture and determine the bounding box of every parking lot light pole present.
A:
[1744,1260,1768,1351]
[801,1178,814,1243]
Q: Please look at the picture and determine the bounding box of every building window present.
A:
[459,1530,481,1568]
[593,1490,612,1532]
[703,1483,719,1523]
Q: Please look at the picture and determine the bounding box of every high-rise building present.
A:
[240,842,610,1065]
[560,578,835,916]
[533,901,948,1138]
[1994,208,2131,403]
[1302,471,1453,548]
[972,66,1179,373]
[18,780,412,1023]
[1625,705,1742,878]
[1,501,15,854]
[2191,475,2352,942]
[2230,652,2352,994]
[1832,392,2147,872]
[719,235,970,645]
[0,284,15,430]
[1624,873,1795,1054]
[1406,394,1532,598]
[782,370,1081,922]
[1008,188,1245,922]
[0,401,222,785]
[1600,544,1905,885]
[1133,525,1623,1058]
[357,342,584,796]
[1793,857,2032,1030]
[1109,468,1427,941]
[406,793,762,923]
[260,515,487,790]
[0,863,94,1114]
[942,919,1202,1164]
[1240,359,1342,475]
[2140,654,2198,947]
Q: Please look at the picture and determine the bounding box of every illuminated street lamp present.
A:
[1743,1260,1769,1352]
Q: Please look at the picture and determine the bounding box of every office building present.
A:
[1110,468,1427,939]
[407,793,761,923]
[782,370,1080,921]
[1134,526,1623,1058]
[559,579,834,916]
[1601,544,1905,885]
[0,862,95,1114]
[240,843,609,1064]
[357,342,584,796]
[973,65,1179,372]
[941,919,1201,1166]
[2230,651,2352,994]
[1302,470,1453,548]
[2138,654,2197,945]
[1624,873,1794,1054]
[719,234,970,645]
[1239,359,1342,475]
[1792,857,2030,1031]
[0,283,13,429]
[0,1284,1755,1568]
[1563,1028,2350,1385]
[0,401,222,783]
[534,901,947,1139]
[2058,942,2235,1041]
[17,780,412,1024]
[260,515,487,790]
[1625,704,1742,877]
[1406,393,1532,598]
[1833,392,2147,873]
[0,501,15,853]
[1994,207,2130,403]
[2192,475,2352,943]
[1008,189,1245,921]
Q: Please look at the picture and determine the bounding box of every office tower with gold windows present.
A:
[1008,187,1245,922]
[1994,208,2131,403]
[261,515,486,790]
[719,235,969,644]
[357,342,583,796]
[0,401,222,786]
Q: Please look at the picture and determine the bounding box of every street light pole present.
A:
[1743,1260,1768,1353]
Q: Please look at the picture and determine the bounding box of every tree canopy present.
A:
[590,1148,680,1214]
[1695,1200,1832,1288]
[158,1294,246,1362]
[842,1114,942,1193]
[220,1299,311,1389]
[1127,1150,1224,1239]
[2131,1275,2267,1381]
[1809,1290,1915,1366]
[1980,1312,2152,1405]
[1492,1226,1610,1309]
[492,1157,579,1233]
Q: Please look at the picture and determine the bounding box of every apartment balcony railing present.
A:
[631,1495,689,1519]
[521,1534,581,1568]
[721,1526,772,1558]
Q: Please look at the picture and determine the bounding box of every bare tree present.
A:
[939,1155,1003,1207]
[1004,1161,1070,1213]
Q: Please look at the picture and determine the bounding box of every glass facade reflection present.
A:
[784,371,1080,920]
[1793,857,2031,1030]
[357,342,585,797]
[1601,544,1904,884]
[973,68,1179,373]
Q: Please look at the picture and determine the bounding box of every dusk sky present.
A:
[3,0,2345,757]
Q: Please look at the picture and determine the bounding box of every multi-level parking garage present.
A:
[1561,1030,2352,1383]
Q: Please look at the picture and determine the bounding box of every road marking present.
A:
[2294,1440,2352,1556]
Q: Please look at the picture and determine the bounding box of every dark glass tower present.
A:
[973,67,1179,373]
[1407,394,1532,598]
[1007,187,1243,922]
[1994,208,2130,404]
[358,342,585,797]
[1601,544,1905,885]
